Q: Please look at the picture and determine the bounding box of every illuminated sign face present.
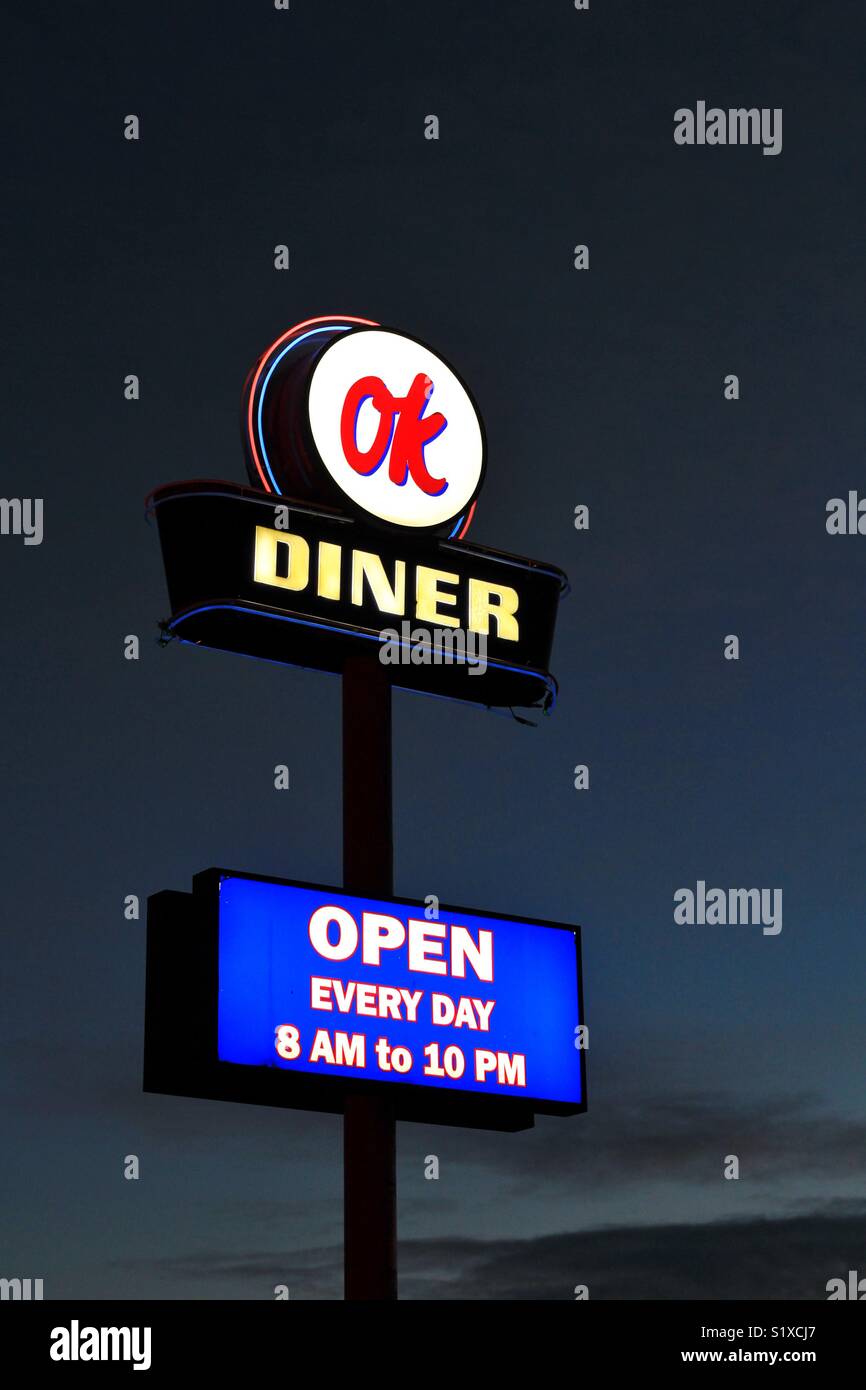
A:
[306,329,485,532]
[144,870,585,1129]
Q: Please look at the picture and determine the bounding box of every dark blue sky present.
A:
[1,0,864,1298]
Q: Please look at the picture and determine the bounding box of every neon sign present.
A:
[306,328,484,530]
[150,315,565,712]
[241,318,485,536]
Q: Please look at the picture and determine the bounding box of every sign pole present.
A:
[342,652,398,1300]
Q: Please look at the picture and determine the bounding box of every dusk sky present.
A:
[2,0,864,1299]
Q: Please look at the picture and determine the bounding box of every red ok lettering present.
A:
[339,374,448,496]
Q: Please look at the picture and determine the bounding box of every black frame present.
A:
[144,867,587,1134]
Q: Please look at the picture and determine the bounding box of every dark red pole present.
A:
[342,652,397,1300]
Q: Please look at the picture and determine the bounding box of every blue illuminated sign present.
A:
[216,874,584,1111]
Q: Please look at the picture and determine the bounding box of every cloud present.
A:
[115,1244,343,1301]
[399,1207,866,1299]
[401,1087,866,1198]
[117,1205,866,1300]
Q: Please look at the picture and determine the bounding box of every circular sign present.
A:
[306,328,485,533]
[243,319,485,537]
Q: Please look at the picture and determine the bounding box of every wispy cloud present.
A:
[118,1205,866,1300]
[402,1087,866,1198]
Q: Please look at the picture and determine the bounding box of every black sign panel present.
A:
[149,480,567,710]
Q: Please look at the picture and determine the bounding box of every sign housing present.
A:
[144,869,586,1133]
[150,480,565,710]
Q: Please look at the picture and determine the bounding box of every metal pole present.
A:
[342,651,397,1300]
